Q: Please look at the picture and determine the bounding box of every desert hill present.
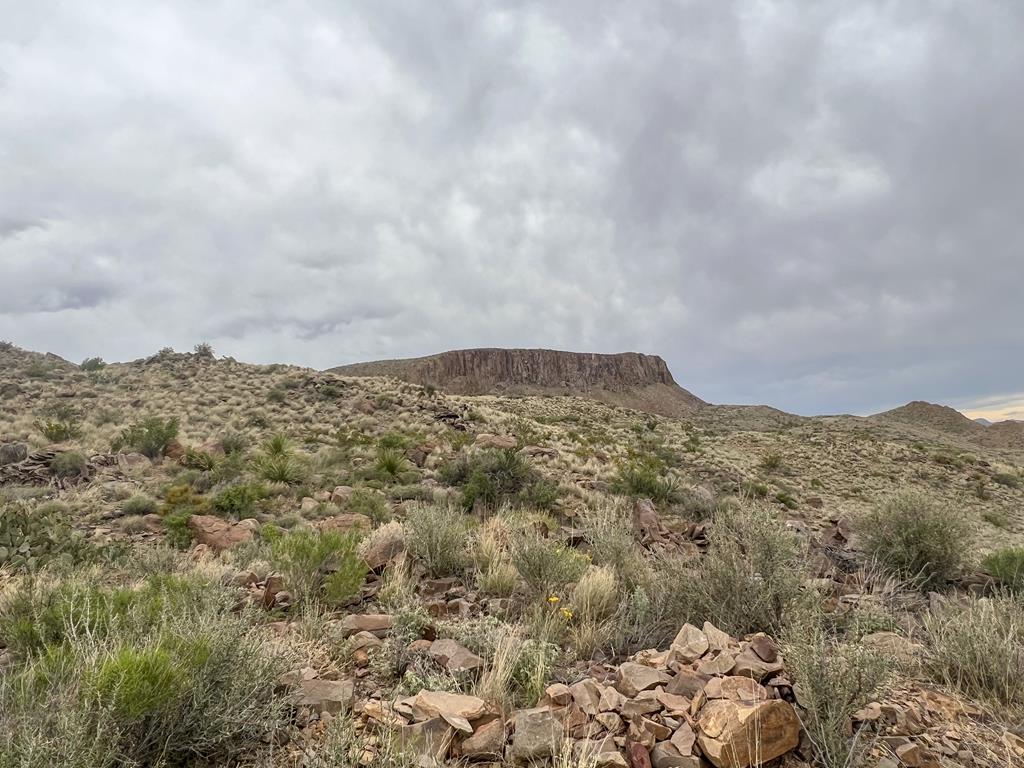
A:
[1,340,1023,767]
[332,347,706,417]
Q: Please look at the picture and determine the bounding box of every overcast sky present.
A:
[2,2,1022,417]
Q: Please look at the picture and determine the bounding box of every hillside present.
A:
[1,341,1023,767]
[332,348,706,417]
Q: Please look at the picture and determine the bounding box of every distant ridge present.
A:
[870,400,984,435]
[331,348,706,417]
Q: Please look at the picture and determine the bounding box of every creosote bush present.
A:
[511,532,589,597]
[212,482,266,518]
[858,492,971,589]
[610,459,678,505]
[113,416,180,459]
[50,451,87,479]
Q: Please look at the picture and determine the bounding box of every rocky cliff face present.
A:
[331,348,706,414]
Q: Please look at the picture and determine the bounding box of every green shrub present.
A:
[220,432,248,455]
[182,447,216,471]
[253,453,304,484]
[113,417,180,459]
[981,548,1024,592]
[924,595,1024,713]
[0,577,288,766]
[857,492,971,589]
[689,503,809,636]
[759,452,784,473]
[611,460,678,505]
[783,617,891,768]
[80,357,106,372]
[405,503,470,577]
[578,503,645,587]
[50,452,87,479]
[120,494,158,516]
[270,528,366,605]
[992,471,1020,488]
[442,449,553,510]
[348,488,391,522]
[0,501,91,572]
[374,446,411,481]
[511,533,589,597]
[267,388,287,404]
[34,404,82,443]
[774,490,798,509]
[212,482,266,519]
[193,341,214,358]
[160,485,208,549]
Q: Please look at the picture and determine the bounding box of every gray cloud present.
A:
[1,1,1022,415]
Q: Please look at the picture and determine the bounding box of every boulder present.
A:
[474,433,517,450]
[428,639,485,674]
[294,679,354,714]
[330,485,355,504]
[731,646,784,682]
[696,699,800,768]
[187,515,258,550]
[671,623,710,663]
[339,613,394,638]
[616,662,671,698]
[397,717,454,764]
[0,442,28,466]
[460,718,505,759]
[412,690,488,722]
[511,707,562,761]
[651,742,701,768]
[361,522,406,569]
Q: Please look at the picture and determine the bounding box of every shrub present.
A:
[114,417,180,459]
[0,501,91,572]
[193,342,214,358]
[572,565,618,623]
[783,617,892,768]
[857,492,971,589]
[461,449,532,508]
[374,446,411,481]
[270,528,366,605]
[220,432,248,455]
[578,502,645,587]
[511,533,589,597]
[611,460,678,504]
[759,452,784,473]
[34,404,82,443]
[688,503,809,636]
[992,471,1020,488]
[50,451,87,479]
[348,488,390,523]
[0,577,289,766]
[405,503,470,577]
[212,482,266,518]
[80,357,106,372]
[267,388,287,404]
[253,453,305,484]
[121,494,158,516]
[981,548,1024,593]
[924,595,1024,713]
[182,447,216,471]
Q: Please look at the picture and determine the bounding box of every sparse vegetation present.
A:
[982,547,1024,592]
[269,527,367,605]
[405,503,470,577]
[857,491,972,589]
[113,416,180,459]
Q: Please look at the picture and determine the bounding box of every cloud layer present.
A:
[2,1,1022,415]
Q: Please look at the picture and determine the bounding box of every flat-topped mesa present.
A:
[331,348,706,415]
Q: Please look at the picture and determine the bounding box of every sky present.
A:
[1,1,1022,418]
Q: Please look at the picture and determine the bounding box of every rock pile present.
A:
[291,621,804,767]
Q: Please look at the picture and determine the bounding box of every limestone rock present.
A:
[671,623,710,663]
[460,718,505,759]
[412,690,488,722]
[340,613,394,638]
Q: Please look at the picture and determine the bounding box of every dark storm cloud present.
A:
[1,1,1022,415]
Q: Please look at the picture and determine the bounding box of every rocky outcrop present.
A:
[331,348,706,416]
